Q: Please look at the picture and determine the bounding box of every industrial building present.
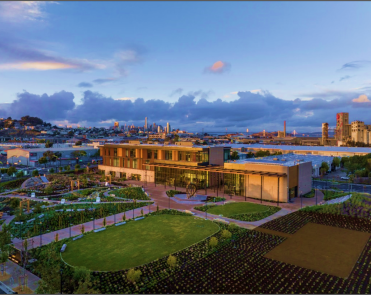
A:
[98,141,312,202]
[322,112,371,146]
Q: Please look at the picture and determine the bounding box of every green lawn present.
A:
[205,202,270,217]
[62,214,219,271]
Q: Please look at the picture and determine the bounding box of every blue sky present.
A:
[0,1,371,132]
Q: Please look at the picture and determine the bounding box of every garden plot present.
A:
[264,222,370,278]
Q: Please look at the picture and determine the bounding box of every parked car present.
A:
[341,176,350,180]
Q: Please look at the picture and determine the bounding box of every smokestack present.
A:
[284,121,286,138]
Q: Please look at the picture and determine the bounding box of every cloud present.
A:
[0,2,57,23]
[3,88,371,132]
[114,47,146,77]
[169,88,183,97]
[187,90,213,99]
[0,38,105,72]
[352,94,371,103]
[331,81,334,84]
[339,60,371,71]
[204,61,231,74]
[7,90,75,121]
[77,82,93,88]
[339,75,352,82]
[92,78,117,85]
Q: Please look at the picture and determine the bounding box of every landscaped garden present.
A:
[62,213,220,271]
[322,190,350,201]
[9,201,153,238]
[194,201,281,221]
[110,186,151,200]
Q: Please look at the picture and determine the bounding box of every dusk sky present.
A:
[1,1,371,132]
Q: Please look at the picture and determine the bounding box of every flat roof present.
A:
[234,153,335,167]
[223,143,371,154]
[102,143,231,149]
[9,147,96,153]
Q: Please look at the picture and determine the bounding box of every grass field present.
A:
[62,214,219,271]
[205,202,270,217]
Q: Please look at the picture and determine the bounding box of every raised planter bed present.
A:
[134,216,145,221]
[115,221,126,226]
[94,227,106,233]
[73,234,84,241]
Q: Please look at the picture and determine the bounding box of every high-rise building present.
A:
[336,112,350,141]
[114,122,119,129]
[144,117,148,131]
[322,123,329,145]
[157,125,161,133]
[166,122,171,134]
[351,121,365,143]
[153,123,156,132]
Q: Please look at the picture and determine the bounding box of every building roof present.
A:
[224,143,371,154]
[233,153,334,167]
[102,143,231,149]
[9,147,96,153]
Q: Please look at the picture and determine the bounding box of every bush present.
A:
[126,269,142,283]
[209,237,218,248]
[49,168,55,173]
[32,170,39,177]
[167,255,177,268]
[7,166,16,176]
[9,198,20,209]
[221,229,232,239]
[75,164,80,169]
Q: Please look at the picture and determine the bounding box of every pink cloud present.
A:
[204,60,231,74]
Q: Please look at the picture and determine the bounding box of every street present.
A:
[313,180,371,194]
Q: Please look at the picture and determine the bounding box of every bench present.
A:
[76,209,85,212]
[94,227,106,233]
[134,217,144,221]
[115,221,126,226]
[60,244,67,252]
[184,210,195,215]
[27,218,35,223]
[73,234,83,241]
[65,209,73,212]
[55,209,63,212]
[38,214,44,219]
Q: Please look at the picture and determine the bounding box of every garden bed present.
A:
[110,187,151,200]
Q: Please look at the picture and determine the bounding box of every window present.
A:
[133,159,137,169]
[130,149,135,158]
[145,160,150,170]
[165,150,172,160]
[178,151,182,161]
[114,148,117,157]
[125,149,129,157]
[224,149,231,161]
[186,152,191,162]
[154,150,158,159]
[113,157,119,167]
[196,151,209,163]
[147,150,152,159]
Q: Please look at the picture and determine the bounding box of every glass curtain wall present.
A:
[224,173,245,196]
[155,167,209,189]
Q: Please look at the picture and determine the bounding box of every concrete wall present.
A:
[298,161,312,195]
[245,174,288,202]
[98,165,155,182]
[209,147,225,166]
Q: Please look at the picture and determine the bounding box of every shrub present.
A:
[122,213,126,221]
[32,170,39,177]
[7,166,16,176]
[75,164,80,169]
[209,237,218,248]
[55,233,59,242]
[126,269,142,283]
[9,198,20,209]
[44,185,54,195]
[221,229,232,239]
[49,168,55,173]
[103,217,106,227]
[167,255,177,268]
[81,224,85,234]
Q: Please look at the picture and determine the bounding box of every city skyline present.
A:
[1,2,371,131]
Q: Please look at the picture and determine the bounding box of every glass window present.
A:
[165,150,172,160]
[114,148,117,157]
[125,149,128,157]
[186,153,191,162]
[130,149,135,158]
[113,157,119,167]
[147,150,152,159]
[145,160,150,170]
[133,159,137,169]
[178,151,182,161]
[154,150,158,159]
[224,149,231,161]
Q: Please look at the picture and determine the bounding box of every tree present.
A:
[45,140,53,148]
[230,151,240,160]
[209,237,218,248]
[66,165,71,171]
[34,243,61,294]
[126,269,142,283]
[320,162,330,173]
[0,224,12,275]
[103,217,106,227]
[332,157,340,168]
[73,267,99,294]
[7,166,16,176]
[174,135,179,142]
[167,255,177,268]
[122,213,126,221]
[16,170,24,178]
[221,229,232,239]
[75,141,82,146]
[54,151,62,167]
[255,150,270,158]
[75,164,80,170]
[50,168,55,173]
[81,224,85,234]
[32,170,39,177]
[38,157,48,168]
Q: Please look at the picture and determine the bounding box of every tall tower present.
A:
[322,123,329,145]
[166,122,170,134]
[144,117,148,131]
[284,121,286,138]
[157,125,161,133]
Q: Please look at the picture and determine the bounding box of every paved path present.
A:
[0,260,40,292]
[324,194,351,205]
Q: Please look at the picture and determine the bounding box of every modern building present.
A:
[144,117,148,131]
[335,112,350,141]
[98,142,312,202]
[7,147,98,167]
